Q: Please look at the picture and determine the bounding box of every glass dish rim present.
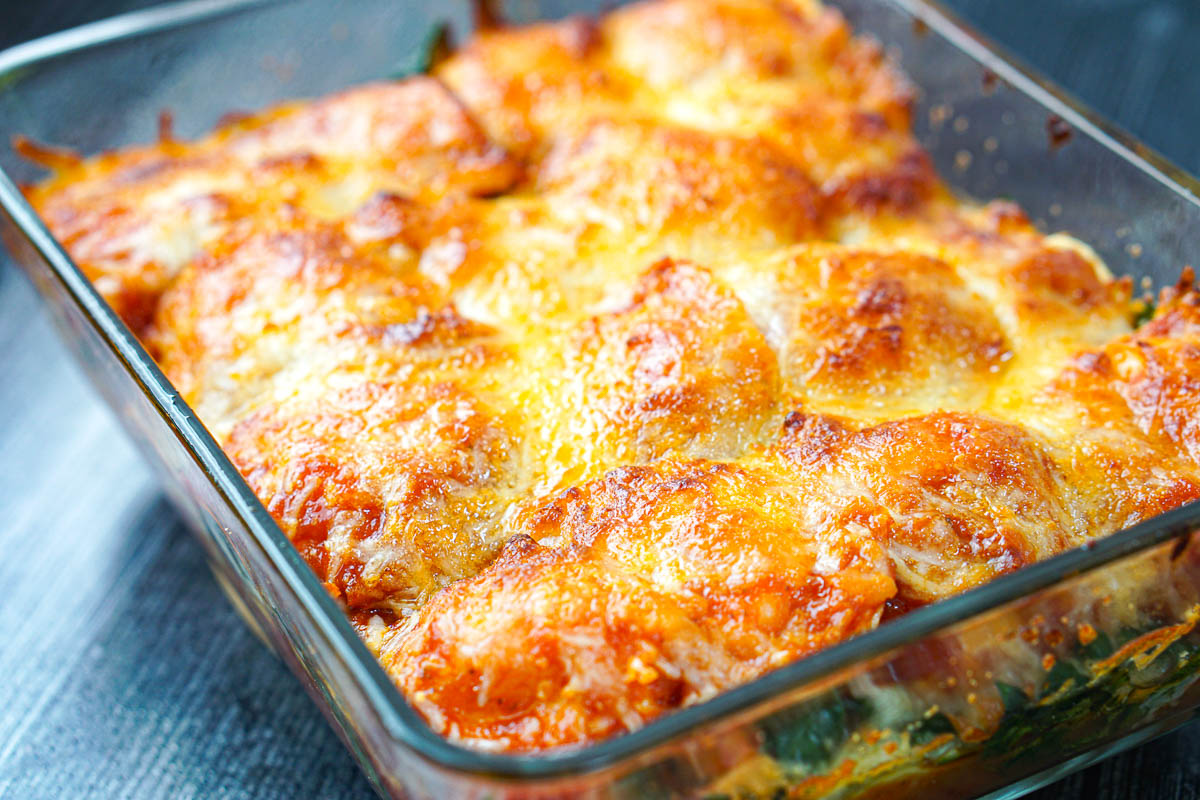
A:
[2,0,1200,780]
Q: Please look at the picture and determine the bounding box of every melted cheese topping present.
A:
[27,0,1200,753]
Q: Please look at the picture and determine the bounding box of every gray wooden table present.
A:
[1,1,1197,797]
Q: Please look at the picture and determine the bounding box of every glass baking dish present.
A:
[2,0,1200,797]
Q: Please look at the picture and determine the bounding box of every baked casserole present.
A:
[23,0,1200,754]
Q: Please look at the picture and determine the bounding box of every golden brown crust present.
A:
[772,411,1086,604]
[28,0,1200,754]
[26,79,519,331]
[529,258,781,485]
[1031,292,1200,532]
[226,378,516,609]
[535,119,824,246]
[726,246,1011,416]
[435,17,617,158]
[603,0,913,123]
[220,78,521,199]
[518,459,895,665]
[380,535,745,750]
[386,454,896,749]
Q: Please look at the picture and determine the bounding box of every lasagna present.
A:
[26,0,1200,753]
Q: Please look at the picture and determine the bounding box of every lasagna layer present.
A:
[27,0,1200,752]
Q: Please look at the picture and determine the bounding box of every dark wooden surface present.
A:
[0,1,1197,798]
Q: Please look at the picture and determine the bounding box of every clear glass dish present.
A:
[2,1,1199,797]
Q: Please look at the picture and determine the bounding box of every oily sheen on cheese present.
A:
[28,0,1200,753]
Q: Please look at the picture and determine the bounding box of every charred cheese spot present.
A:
[518,459,896,668]
[774,411,1085,604]
[381,535,744,751]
